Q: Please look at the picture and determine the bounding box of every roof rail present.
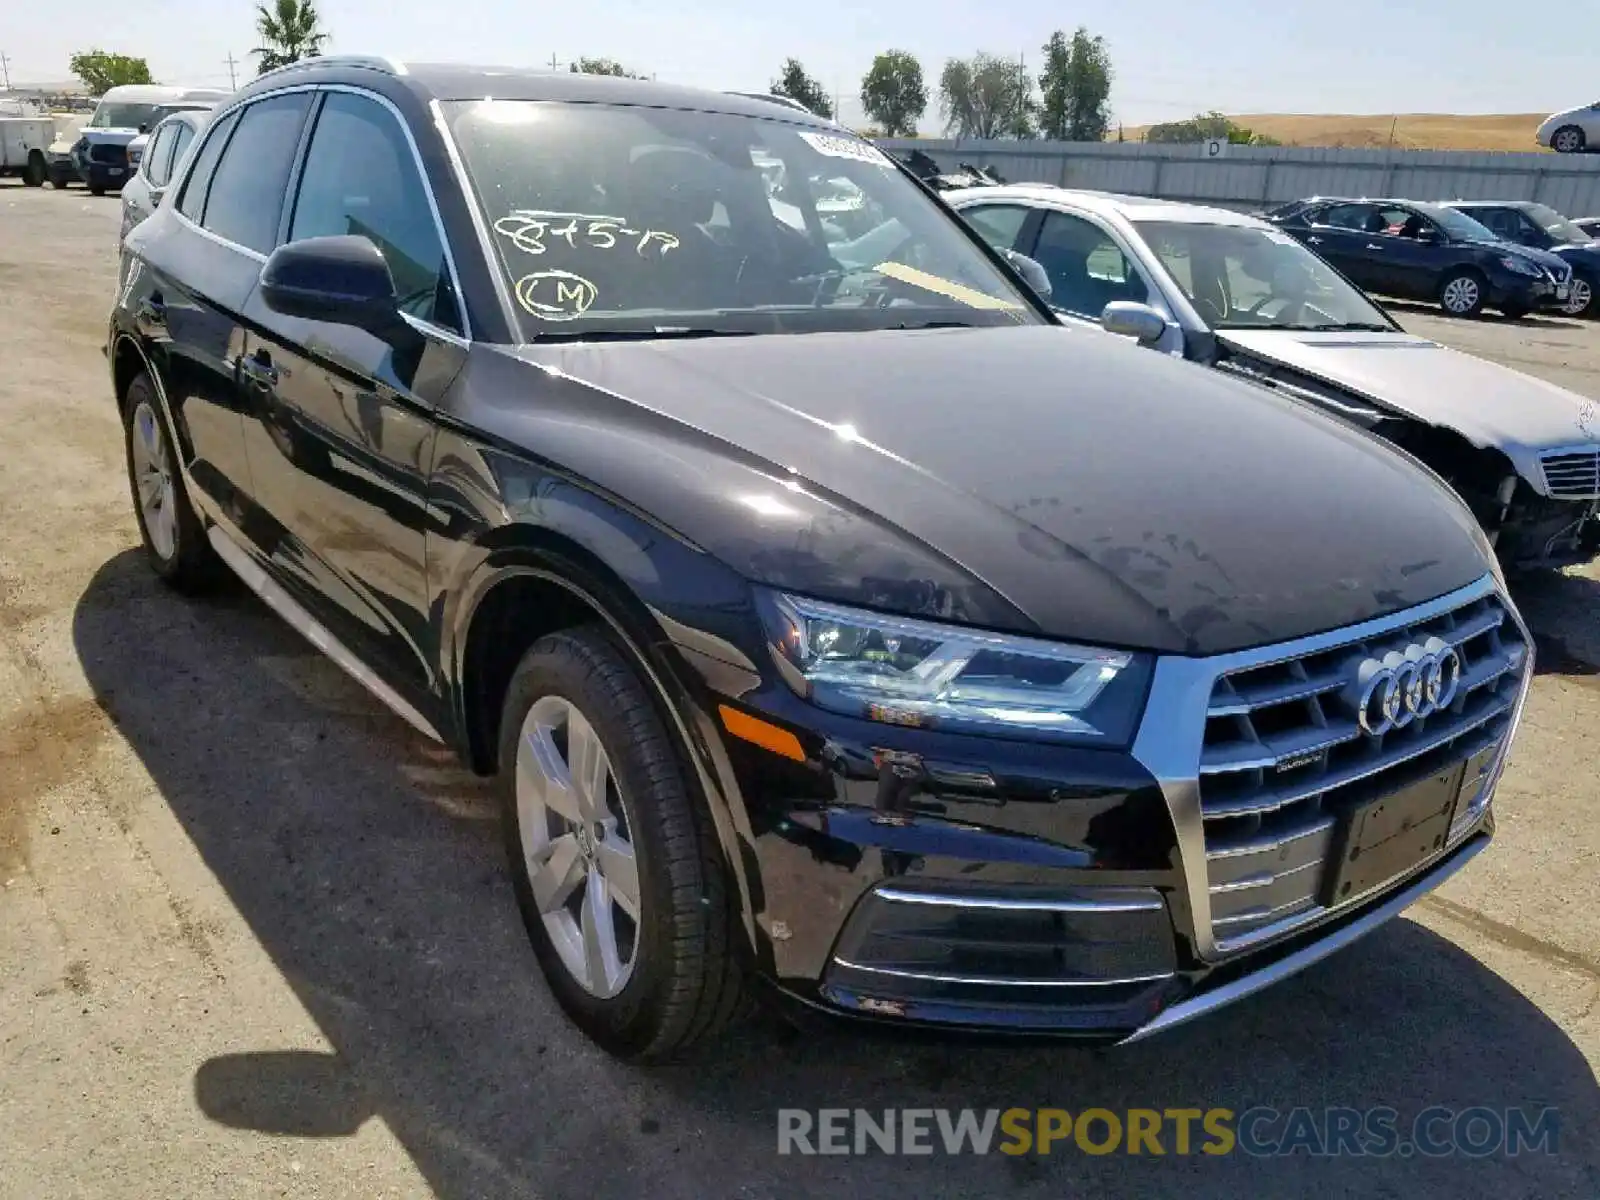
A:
[253,54,403,84]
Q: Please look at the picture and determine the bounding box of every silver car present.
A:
[119,108,212,242]
[946,185,1600,571]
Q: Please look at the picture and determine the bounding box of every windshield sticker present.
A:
[515,270,599,321]
[495,210,680,258]
[873,261,1021,310]
[797,132,892,168]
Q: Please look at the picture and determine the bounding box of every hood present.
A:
[1464,238,1568,273]
[78,129,141,146]
[1215,328,1600,492]
[1550,242,1600,267]
[484,325,1494,655]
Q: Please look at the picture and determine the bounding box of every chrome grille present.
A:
[1541,448,1600,499]
[1198,591,1527,951]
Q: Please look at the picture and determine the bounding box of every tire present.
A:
[497,626,744,1061]
[1551,125,1587,154]
[1561,273,1595,318]
[48,165,72,189]
[22,152,46,187]
[89,183,106,197]
[1438,269,1486,317]
[122,373,220,592]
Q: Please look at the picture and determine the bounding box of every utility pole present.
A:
[224,52,239,90]
[548,53,560,71]
[1,51,12,92]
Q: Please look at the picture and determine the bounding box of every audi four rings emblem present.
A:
[1349,637,1462,736]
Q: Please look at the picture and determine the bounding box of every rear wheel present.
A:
[1551,125,1587,154]
[22,152,46,187]
[122,373,220,591]
[1439,269,1486,317]
[48,164,72,189]
[89,182,106,197]
[497,626,744,1061]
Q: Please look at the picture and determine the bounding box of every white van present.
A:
[71,84,231,194]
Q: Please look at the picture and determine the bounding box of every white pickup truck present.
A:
[0,99,53,186]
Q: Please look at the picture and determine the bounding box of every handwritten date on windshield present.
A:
[495,210,680,258]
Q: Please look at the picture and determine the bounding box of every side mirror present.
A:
[1001,249,1052,300]
[1417,229,1441,245]
[1100,301,1166,344]
[259,235,401,337]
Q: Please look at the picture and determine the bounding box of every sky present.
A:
[4,0,1596,130]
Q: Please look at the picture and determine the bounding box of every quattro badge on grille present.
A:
[1345,637,1461,736]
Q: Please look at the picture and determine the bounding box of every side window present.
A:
[1319,203,1379,231]
[961,205,1032,253]
[201,93,314,254]
[288,91,457,330]
[1512,211,1546,244]
[1032,211,1149,317]
[142,127,175,186]
[177,110,239,223]
[167,123,197,183]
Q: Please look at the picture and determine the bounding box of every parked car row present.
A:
[107,59,1577,1064]
[947,184,1600,574]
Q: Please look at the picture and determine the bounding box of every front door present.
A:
[240,88,468,705]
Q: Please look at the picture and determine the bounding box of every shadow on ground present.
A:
[74,549,1600,1199]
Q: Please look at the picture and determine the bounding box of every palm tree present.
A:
[253,0,328,75]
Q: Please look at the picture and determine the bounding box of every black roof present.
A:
[236,56,835,126]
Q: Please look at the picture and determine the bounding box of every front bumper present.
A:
[1487,274,1564,311]
[694,575,1528,1043]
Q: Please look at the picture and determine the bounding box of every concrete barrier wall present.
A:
[875,138,1600,217]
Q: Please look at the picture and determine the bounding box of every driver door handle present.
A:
[1306,236,1323,245]
[238,349,280,389]
[1366,243,1384,251]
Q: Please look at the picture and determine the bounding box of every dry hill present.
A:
[1123,113,1548,152]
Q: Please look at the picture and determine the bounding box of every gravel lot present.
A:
[1,179,1597,1199]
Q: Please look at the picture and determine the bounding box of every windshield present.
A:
[446,100,1038,338]
[1524,203,1595,245]
[1421,205,1501,243]
[1135,220,1394,332]
[88,102,163,130]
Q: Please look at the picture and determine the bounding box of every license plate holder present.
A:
[1319,762,1466,907]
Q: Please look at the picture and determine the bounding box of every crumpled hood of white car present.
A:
[1216,328,1599,493]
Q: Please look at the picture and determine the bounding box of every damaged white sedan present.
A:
[946,185,1600,571]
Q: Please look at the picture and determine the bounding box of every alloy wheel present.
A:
[1442,277,1479,315]
[514,694,641,999]
[1553,128,1584,153]
[130,399,177,560]
[1561,276,1592,316]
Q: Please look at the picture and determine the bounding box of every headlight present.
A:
[760,592,1154,746]
[1501,256,1544,277]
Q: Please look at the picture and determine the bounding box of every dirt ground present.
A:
[1,179,1597,1199]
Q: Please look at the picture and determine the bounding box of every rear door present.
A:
[1303,202,1383,287]
[239,87,468,703]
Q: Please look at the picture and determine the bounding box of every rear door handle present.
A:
[1307,236,1323,245]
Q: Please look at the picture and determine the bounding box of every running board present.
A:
[205,526,445,743]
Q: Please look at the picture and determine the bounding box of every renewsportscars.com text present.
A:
[776,1106,1559,1158]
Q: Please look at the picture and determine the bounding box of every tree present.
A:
[253,0,328,75]
[1038,28,1113,142]
[1146,111,1280,146]
[770,58,833,120]
[859,50,927,138]
[570,57,648,79]
[68,50,155,95]
[938,53,1034,140]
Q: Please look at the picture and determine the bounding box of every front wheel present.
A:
[22,152,46,187]
[89,183,106,197]
[1561,274,1595,318]
[1439,269,1486,317]
[48,165,72,189]
[123,373,220,591]
[498,627,745,1061]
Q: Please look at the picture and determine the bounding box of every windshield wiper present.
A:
[527,327,758,343]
